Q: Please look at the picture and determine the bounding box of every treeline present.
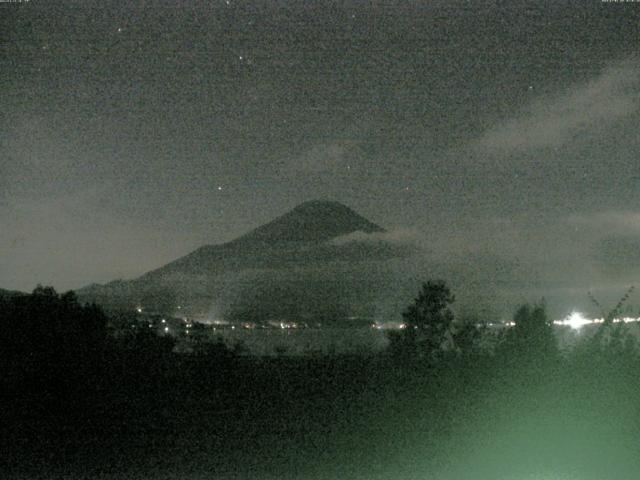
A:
[2,282,639,381]
[388,280,640,366]
[0,286,107,386]
[0,287,180,425]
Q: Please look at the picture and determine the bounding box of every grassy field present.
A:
[2,350,640,480]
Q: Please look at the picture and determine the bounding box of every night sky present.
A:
[2,1,640,313]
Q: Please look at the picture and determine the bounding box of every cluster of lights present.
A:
[371,312,640,332]
[279,322,298,330]
[555,312,592,330]
[372,322,405,330]
[139,310,640,333]
[554,312,640,330]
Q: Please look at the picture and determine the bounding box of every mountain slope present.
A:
[233,200,384,245]
[78,200,412,317]
[140,200,391,279]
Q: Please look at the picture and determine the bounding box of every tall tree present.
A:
[501,302,558,364]
[389,280,456,361]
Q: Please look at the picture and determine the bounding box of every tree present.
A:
[586,287,636,357]
[500,302,558,363]
[452,320,485,357]
[389,280,456,362]
[0,286,108,377]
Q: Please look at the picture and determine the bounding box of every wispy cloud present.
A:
[478,58,640,152]
[330,228,424,247]
[563,211,640,281]
[287,115,382,174]
[567,211,640,236]
[293,140,358,173]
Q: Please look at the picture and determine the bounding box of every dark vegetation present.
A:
[1,283,640,479]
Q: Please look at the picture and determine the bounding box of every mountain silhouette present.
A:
[233,200,384,245]
[78,200,412,319]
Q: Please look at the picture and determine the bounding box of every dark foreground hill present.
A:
[78,201,414,320]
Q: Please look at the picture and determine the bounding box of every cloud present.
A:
[329,228,424,247]
[592,235,640,278]
[567,211,640,236]
[293,141,356,173]
[567,211,640,279]
[478,58,640,153]
[287,115,383,174]
[297,142,356,172]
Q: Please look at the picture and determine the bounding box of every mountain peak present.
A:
[234,200,384,245]
[292,199,351,211]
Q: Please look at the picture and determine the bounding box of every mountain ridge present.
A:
[230,200,385,246]
[78,200,411,316]
[137,200,389,279]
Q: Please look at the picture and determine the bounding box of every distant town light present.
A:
[164,327,169,333]
[561,311,591,330]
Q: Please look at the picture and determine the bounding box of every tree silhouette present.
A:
[453,320,485,357]
[500,302,558,365]
[587,287,636,357]
[389,280,456,362]
[0,286,107,386]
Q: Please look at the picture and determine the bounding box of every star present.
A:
[217,186,223,191]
